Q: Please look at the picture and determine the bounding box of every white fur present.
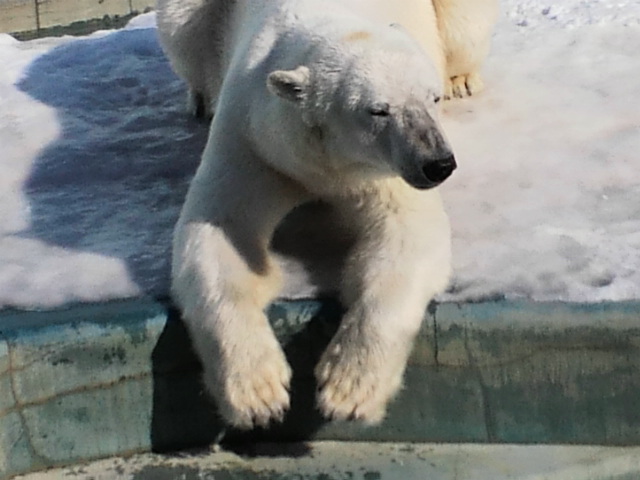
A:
[162,0,466,428]
[433,0,500,97]
[342,0,499,97]
[156,0,499,118]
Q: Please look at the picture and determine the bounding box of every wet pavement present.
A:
[14,441,640,480]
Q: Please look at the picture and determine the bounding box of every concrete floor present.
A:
[14,442,640,480]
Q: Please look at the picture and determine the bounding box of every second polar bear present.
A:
[157,0,499,118]
[160,0,478,429]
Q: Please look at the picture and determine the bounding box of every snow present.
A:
[502,0,640,28]
[0,2,639,309]
[440,3,640,302]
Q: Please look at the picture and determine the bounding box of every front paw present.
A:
[205,334,292,429]
[315,326,405,425]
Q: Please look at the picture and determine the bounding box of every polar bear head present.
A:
[266,26,456,191]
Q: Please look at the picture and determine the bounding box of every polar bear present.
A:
[164,0,460,429]
[157,0,499,118]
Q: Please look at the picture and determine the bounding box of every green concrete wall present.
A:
[1,299,639,478]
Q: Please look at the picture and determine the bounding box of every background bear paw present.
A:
[445,71,485,99]
[205,338,292,430]
[187,88,213,120]
[314,329,404,425]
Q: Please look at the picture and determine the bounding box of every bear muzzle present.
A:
[402,155,457,190]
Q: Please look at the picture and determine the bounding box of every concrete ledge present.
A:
[15,442,640,480]
[1,299,639,478]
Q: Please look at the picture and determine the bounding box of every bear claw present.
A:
[445,71,485,99]
[314,329,402,426]
[206,338,292,430]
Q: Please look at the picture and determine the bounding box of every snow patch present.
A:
[0,3,639,308]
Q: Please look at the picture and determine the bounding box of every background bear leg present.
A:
[432,0,499,98]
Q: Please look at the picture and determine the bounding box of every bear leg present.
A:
[316,186,451,424]
[172,146,309,428]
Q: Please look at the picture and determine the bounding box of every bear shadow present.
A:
[16,28,351,301]
[16,28,209,300]
[17,30,347,452]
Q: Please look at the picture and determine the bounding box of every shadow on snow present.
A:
[17,28,339,451]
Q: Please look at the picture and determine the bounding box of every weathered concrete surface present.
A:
[1,299,640,478]
[0,0,37,33]
[14,441,640,480]
[0,301,165,478]
[434,302,640,444]
[0,0,154,34]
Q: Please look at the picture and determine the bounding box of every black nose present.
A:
[422,155,457,184]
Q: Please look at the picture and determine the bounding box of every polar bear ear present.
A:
[267,66,310,102]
